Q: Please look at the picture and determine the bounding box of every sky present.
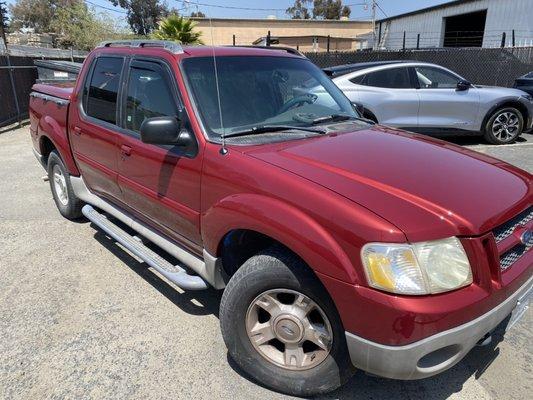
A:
[5,0,455,21]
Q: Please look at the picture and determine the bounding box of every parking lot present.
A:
[0,126,531,400]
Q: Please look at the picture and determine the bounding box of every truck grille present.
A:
[492,207,533,272]
[500,235,533,271]
[492,207,532,243]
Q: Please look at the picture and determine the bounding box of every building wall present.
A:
[191,18,372,51]
[7,33,55,48]
[377,0,533,49]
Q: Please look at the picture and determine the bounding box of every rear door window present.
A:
[415,66,460,88]
[85,57,124,124]
[362,67,412,89]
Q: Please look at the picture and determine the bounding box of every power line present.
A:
[177,1,287,12]
[375,1,388,17]
[177,1,368,13]
[85,0,127,14]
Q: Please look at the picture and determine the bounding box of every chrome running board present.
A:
[70,176,226,289]
[82,205,208,290]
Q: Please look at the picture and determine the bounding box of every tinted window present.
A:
[349,74,366,85]
[86,57,123,124]
[415,66,460,88]
[363,68,411,89]
[125,63,177,133]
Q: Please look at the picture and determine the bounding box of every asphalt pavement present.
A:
[0,127,531,400]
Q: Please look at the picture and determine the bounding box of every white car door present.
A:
[414,66,480,131]
[338,66,420,128]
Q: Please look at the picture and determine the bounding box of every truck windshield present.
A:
[182,55,358,140]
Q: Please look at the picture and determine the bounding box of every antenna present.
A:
[209,17,228,155]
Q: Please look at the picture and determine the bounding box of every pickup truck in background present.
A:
[29,41,532,396]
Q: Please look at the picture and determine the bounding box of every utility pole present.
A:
[0,1,20,127]
[371,0,377,50]
[0,1,8,53]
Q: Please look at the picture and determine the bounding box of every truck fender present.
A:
[202,193,357,283]
[39,115,80,175]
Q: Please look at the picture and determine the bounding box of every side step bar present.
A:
[82,205,208,291]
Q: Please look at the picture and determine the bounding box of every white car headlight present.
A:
[361,237,472,295]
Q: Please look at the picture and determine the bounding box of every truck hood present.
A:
[244,125,532,241]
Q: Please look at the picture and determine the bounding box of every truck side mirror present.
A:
[140,116,192,147]
[456,80,472,91]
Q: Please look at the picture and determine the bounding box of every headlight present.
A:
[521,94,533,102]
[361,237,472,295]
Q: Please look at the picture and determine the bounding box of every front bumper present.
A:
[345,274,532,380]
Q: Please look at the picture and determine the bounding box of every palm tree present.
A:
[151,15,203,45]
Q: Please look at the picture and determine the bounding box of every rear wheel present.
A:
[483,107,523,144]
[47,151,83,219]
[219,246,354,396]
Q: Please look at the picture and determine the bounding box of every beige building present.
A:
[191,17,372,52]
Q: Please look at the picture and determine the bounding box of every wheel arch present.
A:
[37,116,80,175]
[481,99,529,130]
[202,194,358,284]
[39,135,57,165]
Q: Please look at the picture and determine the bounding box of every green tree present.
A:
[190,11,205,18]
[286,0,351,20]
[51,2,127,50]
[286,0,311,20]
[9,0,79,33]
[109,0,167,36]
[151,14,202,45]
[313,0,351,19]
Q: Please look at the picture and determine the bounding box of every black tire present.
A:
[47,151,83,219]
[220,246,354,397]
[483,107,524,144]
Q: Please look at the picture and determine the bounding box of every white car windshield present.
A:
[182,55,358,139]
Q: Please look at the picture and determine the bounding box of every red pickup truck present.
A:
[30,41,532,396]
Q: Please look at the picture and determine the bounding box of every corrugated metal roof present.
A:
[377,0,480,22]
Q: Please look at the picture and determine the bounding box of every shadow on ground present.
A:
[225,316,511,400]
[89,218,515,400]
[434,130,533,146]
[92,228,222,318]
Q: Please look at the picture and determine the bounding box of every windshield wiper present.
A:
[310,114,358,125]
[223,125,326,139]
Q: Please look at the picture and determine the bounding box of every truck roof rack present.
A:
[225,45,305,57]
[96,40,184,54]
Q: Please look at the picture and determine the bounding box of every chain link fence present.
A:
[0,53,85,129]
[0,56,38,129]
[305,47,533,87]
[2,46,533,129]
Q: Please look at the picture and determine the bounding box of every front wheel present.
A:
[483,107,524,144]
[219,246,354,396]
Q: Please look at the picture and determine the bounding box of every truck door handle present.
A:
[73,126,82,135]
[120,145,132,157]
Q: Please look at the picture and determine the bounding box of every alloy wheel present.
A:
[492,111,520,141]
[52,164,69,206]
[245,289,333,371]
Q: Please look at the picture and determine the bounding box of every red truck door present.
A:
[69,56,124,201]
[116,58,203,250]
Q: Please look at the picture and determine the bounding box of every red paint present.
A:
[30,45,532,346]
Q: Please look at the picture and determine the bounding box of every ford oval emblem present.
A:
[520,229,532,245]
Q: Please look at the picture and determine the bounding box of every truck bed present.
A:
[32,82,75,100]
[29,82,79,175]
